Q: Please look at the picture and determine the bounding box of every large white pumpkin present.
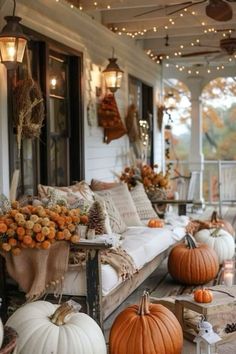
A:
[0,317,3,349]
[194,228,235,264]
[6,301,107,354]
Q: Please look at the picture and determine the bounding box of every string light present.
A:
[60,1,236,76]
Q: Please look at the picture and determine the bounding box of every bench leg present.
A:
[86,249,103,329]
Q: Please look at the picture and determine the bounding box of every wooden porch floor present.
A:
[104,205,236,353]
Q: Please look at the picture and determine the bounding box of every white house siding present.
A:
[0,0,162,191]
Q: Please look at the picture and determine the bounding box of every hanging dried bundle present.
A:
[14,78,44,152]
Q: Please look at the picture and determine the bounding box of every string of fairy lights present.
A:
[57,0,236,74]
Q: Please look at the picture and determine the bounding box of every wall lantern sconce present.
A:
[102,48,123,93]
[0,0,28,70]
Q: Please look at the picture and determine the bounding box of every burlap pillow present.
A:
[130,182,158,221]
[95,191,127,234]
[106,184,143,227]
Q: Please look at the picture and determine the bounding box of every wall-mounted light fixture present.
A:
[0,0,28,70]
[102,48,123,93]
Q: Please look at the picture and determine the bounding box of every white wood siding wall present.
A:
[0,0,163,190]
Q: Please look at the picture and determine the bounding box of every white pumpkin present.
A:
[0,317,3,349]
[6,301,107,354]
[194,228,235,264]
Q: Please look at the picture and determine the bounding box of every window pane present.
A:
[49,97,68,134]
[49,55,67,98]
[50,138,68,186]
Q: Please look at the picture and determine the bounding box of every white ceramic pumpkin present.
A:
[194,228,235,264]
[0,317,3,349]
[6,301,107,354]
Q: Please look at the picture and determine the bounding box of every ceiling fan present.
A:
[135,0,236,22]
[181,35,236,57]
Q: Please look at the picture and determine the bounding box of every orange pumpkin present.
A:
[194,288,213,303]
[168,234,219,285]
[109,291,183,354]
[148,218,164,228]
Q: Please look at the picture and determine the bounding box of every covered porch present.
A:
[1,1,236,353]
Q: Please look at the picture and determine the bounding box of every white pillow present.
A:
[106,184,143,227]
[130,182,157,221]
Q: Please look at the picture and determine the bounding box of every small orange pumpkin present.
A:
[194,288,213,303]
[148,218,164,228]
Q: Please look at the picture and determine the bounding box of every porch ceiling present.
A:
[77,0,236,70]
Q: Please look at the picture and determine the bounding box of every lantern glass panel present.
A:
[199,342,218,354]
[104,70,122,92]
[0,36,27,63]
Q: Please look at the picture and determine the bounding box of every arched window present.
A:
[202,77,236,160]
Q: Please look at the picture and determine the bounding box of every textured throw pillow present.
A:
[130,182,158,221]
[38,181,94,207]
[94,194,112,235]
[95,191,127,234]
[107,184,143,227]
[90,179,119,191]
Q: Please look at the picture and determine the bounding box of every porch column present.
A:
[187,77,204,204]
[0,64,10,197]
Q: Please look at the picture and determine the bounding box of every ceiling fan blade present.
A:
[181,50,221,57]
[134,1,192,18]
[167,0,206,15]
[206,0,233,21]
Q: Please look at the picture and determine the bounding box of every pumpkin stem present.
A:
[138,290,150,316]
[211,211,219,223]
[185,233,197,249]
[50,303,75,326]
[210,228,220,238]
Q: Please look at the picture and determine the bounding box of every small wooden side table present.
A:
[175,287,236,342]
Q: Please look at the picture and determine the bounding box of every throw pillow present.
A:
[107,184,143,227]
[90,178,119,191]
[130,182,158,221]
[95,191,127,234]
[38,181,94,207]
[94,194,112,235]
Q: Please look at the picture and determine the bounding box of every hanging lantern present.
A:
[0,0,28,70]
[194,317,221,354]
[102,49,123,93]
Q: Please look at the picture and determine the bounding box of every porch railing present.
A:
[168,160,236,214]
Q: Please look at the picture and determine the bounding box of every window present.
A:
[128,76,154,164]
[8,32,83,197]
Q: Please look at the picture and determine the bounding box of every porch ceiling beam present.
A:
[79,0,196,11]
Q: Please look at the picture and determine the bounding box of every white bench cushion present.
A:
[62,222,187,296]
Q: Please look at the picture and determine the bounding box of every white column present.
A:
[0,64,10,197]
[187,77,204,204]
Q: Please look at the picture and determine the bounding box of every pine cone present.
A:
[88,201,105,235]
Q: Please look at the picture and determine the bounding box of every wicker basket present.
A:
[0,327,17,354]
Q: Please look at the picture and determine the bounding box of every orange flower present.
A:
[56,231,65,240]
[80,215,89,225]
[41,240,51,250]
[23,235,33,246]
[33,223,42,233]
[0,223,7,233]
[16,227,26,237]
[1,243,11,252]
[8,238,17,247]
[35,233,45,242]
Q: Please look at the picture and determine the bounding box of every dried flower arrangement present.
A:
[119,164,170,199]
[0,201,88,255]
